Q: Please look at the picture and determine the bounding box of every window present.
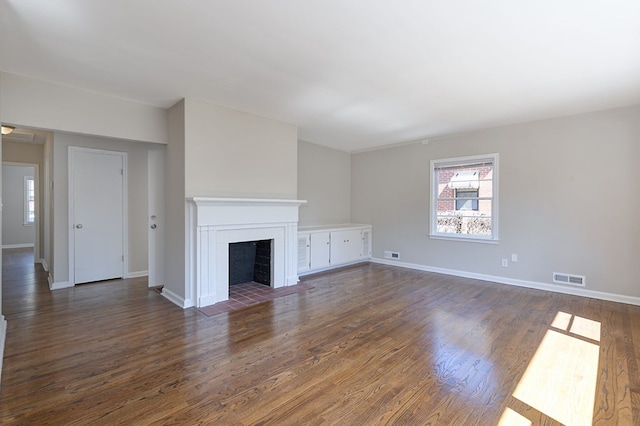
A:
[24,176,35,225]
[430,154,498,241]
[455,189,479,211]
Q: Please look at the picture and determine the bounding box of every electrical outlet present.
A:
[511,253,518,263]
[501,258,509,267]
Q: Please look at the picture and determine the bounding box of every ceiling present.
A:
[1,1,639,152]
[2,127,48,145]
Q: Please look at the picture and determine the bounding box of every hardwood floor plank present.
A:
[1,248,639,424]
[625,303,640,425]
[592,304,634,424]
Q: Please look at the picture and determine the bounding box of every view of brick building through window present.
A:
[435,163,494,236]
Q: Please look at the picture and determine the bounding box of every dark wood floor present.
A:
[1,248,639,425]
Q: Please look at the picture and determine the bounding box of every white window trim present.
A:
[24,175,35,226]
[429,153,499,243]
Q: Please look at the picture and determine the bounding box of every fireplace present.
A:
[186,197,306,308]
[229,239,272,286]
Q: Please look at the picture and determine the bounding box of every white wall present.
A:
[0,73,168,145]
[184,99,298,199]
[1,165,35,247]
[297,140,351,226]
[0,71,6,383]
[51,133,159,285]
[163,100,187,302]
[352,105,640,299]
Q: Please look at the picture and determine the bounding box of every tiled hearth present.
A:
[197,281,312,317]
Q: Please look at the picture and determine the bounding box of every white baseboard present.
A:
[161,288,194,309]
[299,259,369,277]
[372,258,640,307]
[38,258,49,272]
[49,276,72,290]
[125,270,148,279]
[0,314,6,384]
[2,243,34,249]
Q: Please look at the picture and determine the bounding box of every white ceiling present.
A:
[2,127,47,145]
[1,1,639,152]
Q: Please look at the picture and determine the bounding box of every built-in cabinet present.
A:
[298,224,372,275]
[309,231,331,270]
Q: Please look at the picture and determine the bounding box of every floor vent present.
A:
[553,272,586,287]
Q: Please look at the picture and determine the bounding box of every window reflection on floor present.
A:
[498,407,532,425]
[499,311,600,425]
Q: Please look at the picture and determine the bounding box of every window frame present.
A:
[24,175,35,226]
[429,153,499,243]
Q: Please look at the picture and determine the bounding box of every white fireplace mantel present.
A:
[185,197,306,308]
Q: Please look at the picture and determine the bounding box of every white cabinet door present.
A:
[310,232,331,270]
[298,233,310,273]
[330,229,362,265]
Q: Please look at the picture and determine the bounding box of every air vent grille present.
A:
[362,231,370,256]
[553,272,585,287]
[297,236,308,269]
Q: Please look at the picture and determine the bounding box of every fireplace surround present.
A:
[186,197,306,308]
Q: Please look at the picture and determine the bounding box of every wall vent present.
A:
[384,251,400,260]
[362,231,371,256]
[297,236,309,269]
[553,272,586,287]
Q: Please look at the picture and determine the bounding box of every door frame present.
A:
[68,146,128,285]
[147,148,165,287]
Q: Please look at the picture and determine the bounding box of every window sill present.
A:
[428,234,499,244]
[23,223,35,227]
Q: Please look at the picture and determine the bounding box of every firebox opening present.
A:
[229,239,272,286]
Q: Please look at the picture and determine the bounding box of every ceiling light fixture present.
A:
[1,125,16,135]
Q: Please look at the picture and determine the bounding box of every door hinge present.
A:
[120,168,124,175]
[122,255,124,262]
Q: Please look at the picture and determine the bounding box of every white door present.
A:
[70,148,125,284]
[147,148,165,287]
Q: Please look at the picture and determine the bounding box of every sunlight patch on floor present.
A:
[551,311,572,330]
[497,407,532,425]
[501,312,600,425]
[569,315,601,342]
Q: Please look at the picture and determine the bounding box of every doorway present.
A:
[1,163,39,256]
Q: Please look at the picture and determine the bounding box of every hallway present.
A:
[2,248,49,319]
